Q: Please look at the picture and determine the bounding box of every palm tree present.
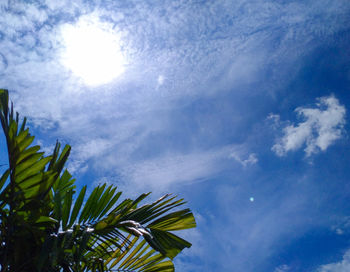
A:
[0,89,196,272]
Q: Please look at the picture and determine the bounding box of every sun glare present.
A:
[61,18,126,86]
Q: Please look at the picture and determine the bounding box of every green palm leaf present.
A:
[0,89,196,272]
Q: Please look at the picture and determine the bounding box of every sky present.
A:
[0,0,350,271]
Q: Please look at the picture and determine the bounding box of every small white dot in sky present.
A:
[250,197,254,202]
[157,75,164,85]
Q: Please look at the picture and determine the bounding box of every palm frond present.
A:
[0,89,196,272]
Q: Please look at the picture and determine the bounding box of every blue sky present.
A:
[1,0,350,271]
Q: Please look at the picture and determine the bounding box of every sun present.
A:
[60,17,126,86]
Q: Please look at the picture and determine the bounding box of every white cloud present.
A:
[115,146,236,192]
[0,2,348,272]
[229,152,258,167]
[274,264,291,272]
[0,2,346,195]
[317,250,350,272]
[67,138,114,174]
[79,142,258,194]
[272,96,346,157]
[1,0,348,133]
[331,216,350,236]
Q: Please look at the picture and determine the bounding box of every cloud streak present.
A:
[84,144,257,194]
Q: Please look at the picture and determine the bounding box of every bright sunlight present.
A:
[60,17,126,86]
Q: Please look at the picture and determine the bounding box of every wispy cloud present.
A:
[330,216,350,236]
[1,0,348,115]
[229,152,258,167]
[0,0,347,196]
[317,249,350,272]
[0,1,349,271]
[88,144,256,193]
[272,96,346,157]
[274,265,291,272]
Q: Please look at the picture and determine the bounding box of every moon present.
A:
[60,17,126,86]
